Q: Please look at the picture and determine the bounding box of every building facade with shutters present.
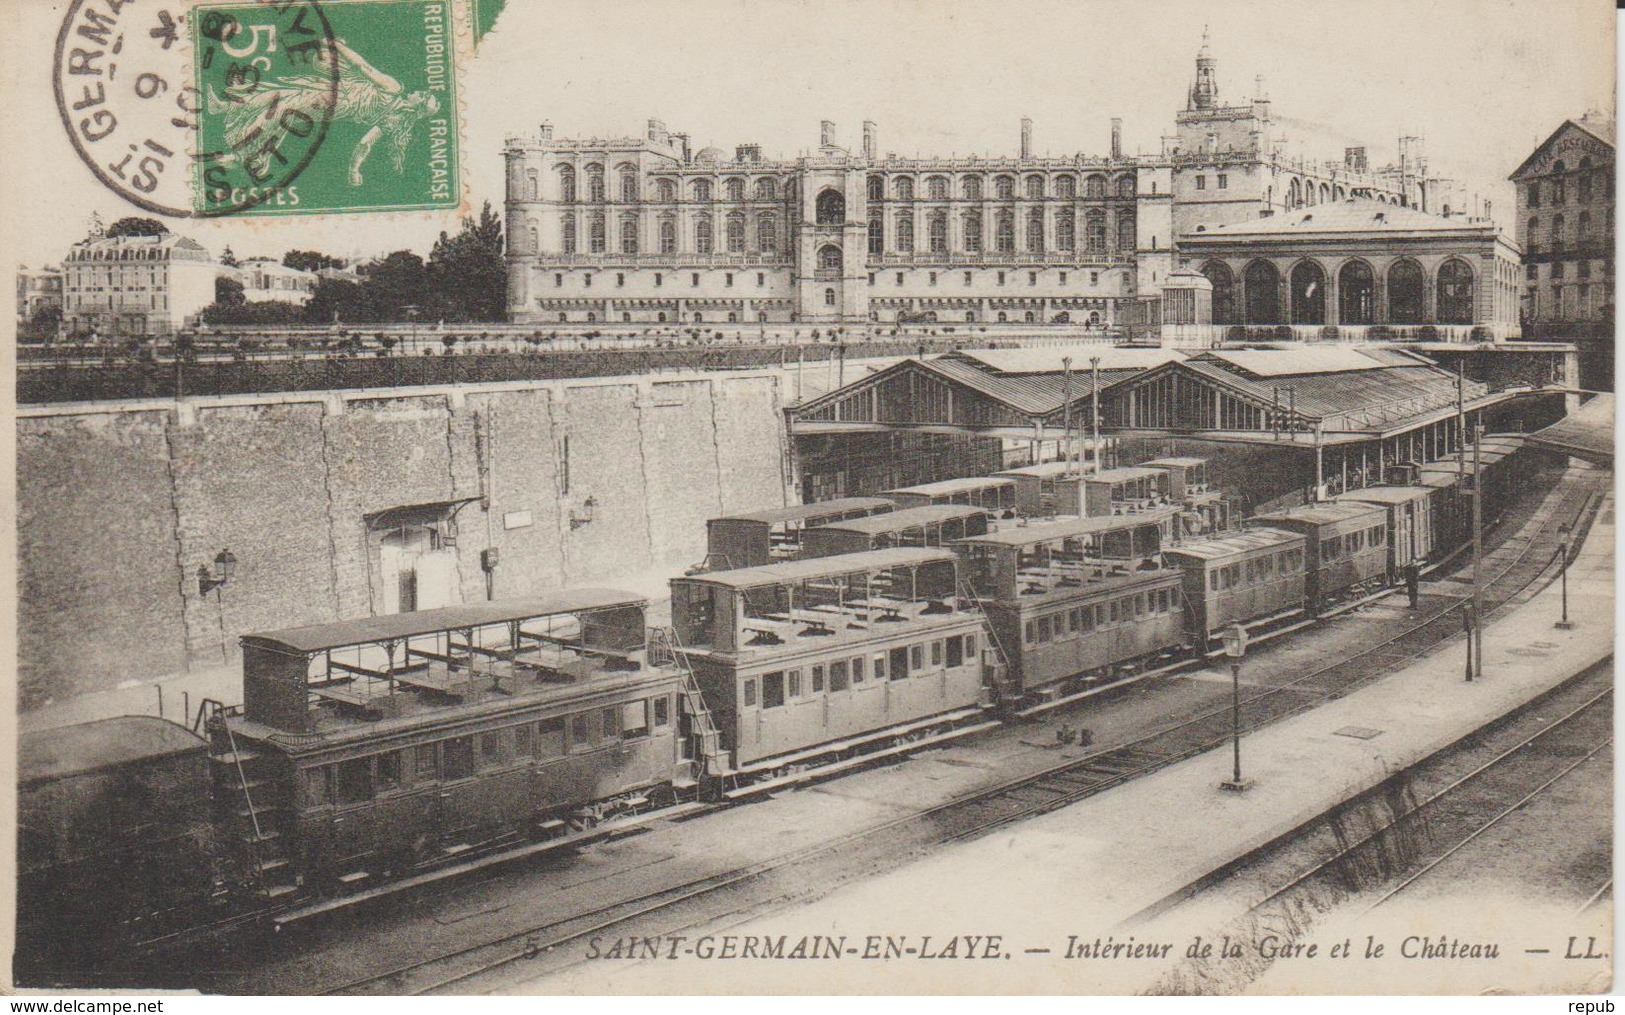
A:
[60,231,217,338]
[504,36,1478,329]
[1510,115,1615,329]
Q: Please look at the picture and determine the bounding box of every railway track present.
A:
[312,475,1606,996]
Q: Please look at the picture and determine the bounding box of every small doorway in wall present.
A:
[365,501,474,614]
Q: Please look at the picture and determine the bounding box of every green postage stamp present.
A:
[191,0,460,216]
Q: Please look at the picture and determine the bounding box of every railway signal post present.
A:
[1219,623,1253,793]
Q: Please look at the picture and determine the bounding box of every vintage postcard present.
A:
[3,0,1616,999]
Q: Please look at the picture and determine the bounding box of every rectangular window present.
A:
[812,664,825,692]
[757,272,765,286]
[514,724,534,758]
[1209,571,1220,592]
[910,645,924,670]
[584,274,592,287]
[616,273,625,286]
[1090,271,1099,285]
[1059,271,1068,284]
[480,730,506,768]
[868,273,876,286]
[889,646,909,680]
[896,272,904,285]
[1109,600,1120,623]
[691,273,700,287]
[997,271,1006,285]
[964,634,976,659]
[743,678,758,707]
[305,768,330,807]
[1037,616,1052,643]
[555,273,562,287]
[443,736,476,779]
[726,273,734,287]
[852,656,866,683]
[946,636,963,668]
[787,668,802,697]
[570,713,591,748]
[655,273,663,286]
[929,272,938,286]
[762,671,786,708]
[414,744,437,780]
[1029,272,1038,286]
[964,271,973,286]
[931,640,943,666]
[1217,174,1228,189]
[601,706,621,739]
[872,653,886,680]
[830,659,849,690]
[538,717,565,757]
[1080,606,1095,633]
[653,696,670,727]
[1195,175,1207,190]
[622,700,649,738]
[1025,619,1038,645]
[1068,608,1081,634]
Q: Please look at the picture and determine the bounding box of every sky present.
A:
[4,0,1615,269]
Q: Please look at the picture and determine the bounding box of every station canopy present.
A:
[1524,393,1613,466]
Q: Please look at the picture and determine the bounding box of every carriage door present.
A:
[369,503,465,614]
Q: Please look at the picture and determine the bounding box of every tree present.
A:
[360,250,434,321]
[283,250,346,273]
[28,305,62,335]
[106,217,169,238]
[304,277,373,323]
[220,245,240,268]
[427,201,506,322]
[199,299,306,326]
[216,275,246,307]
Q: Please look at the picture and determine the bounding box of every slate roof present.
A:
[1193,199,1486,237]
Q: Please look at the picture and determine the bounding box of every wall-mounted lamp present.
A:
[197,548,238,596]
[570,496,597,530]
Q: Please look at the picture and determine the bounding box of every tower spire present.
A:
[1189,27,1219,111]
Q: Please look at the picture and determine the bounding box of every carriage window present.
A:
[853,656,867,683]
[762,671,786,708]
[964,634,976,659]
[414,744,438,780]
[514,724,534,758]
[787,669,803,697]
[1036,616,1052,643]
[653,696,670,727]
[1136,593,1148,617]
[910,645,924,670]
[622,700,649,739]
[1080,607,1096,633]
[570,713,591,748]
[444,736,476,778]
[602,706,621,738]
[872,653,887,680]
[1025,620,1038,645]
[946,636,963,668]
[538,717,565,756]
[1068,609,1081,633]
[830,659,850,690]
[1372,526,1385,545]
[480,730,507,768]
[811,664,825,692]
[305,768,330,807]
[377,751,403,792]
[890,646,910,679]
[743,678,758,706]
[1108,601,1120,623]
[1229,564,1242,586]
[931,640,943,666]
[1209,571,1220,591]
[1321,537,1341,560]
[335,758,372,804]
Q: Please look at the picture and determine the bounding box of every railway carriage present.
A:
[1082,466,1173,517]
[1332,485,1435,577]
[799,504,989,558]
[954,514,1184,701]
[702,497,895,571]
[881,476,1018,517]
[669,548,990,785]
[995,461,1089,517]
[1141,457,1231,536]
[219,592,693,897]
[1246,503,1389,614]
[1165,528,1307,641]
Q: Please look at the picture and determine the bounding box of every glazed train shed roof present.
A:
[940,346,1188,376]
[1175,349,1489,426]
[21,716,206,786]
[1526,394,1614,464]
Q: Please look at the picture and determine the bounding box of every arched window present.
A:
[560,217,576,254]
[927,176,949,200]
[559,312,568,323]
[1436,259,1474,324]
[962,210,982,253]
[962,176,983,200]
[896,213,915,252]
[1055,175,1076,199]
[1290,260,1326,325]
[1085,175,1105,199]
[1201,261,1236,324]
[1386,259,1425,324]
[558,165,577,203]
[995,175,1015,200]
[525,168,538,200]
[1318,182,1331,204]
[726,213,745,253]
[997,311,1008,323]
[1579,157,1593,201]
[755,177,777,200]
[757,214,778,253]
[658,216,676,254]
[965,311,976,323]
[867,215,883,255]
[1338,260,1375,325]
[619,166,639,202]
[1243,259,1281,324]
[692,179,713,202]
[1552,161,1567,202]
[1287,178,1302,208]
[656,179,676,202]
[1116,209,1134,250]
[725,178,745,202]
[894,177,914,201]
[867,175,884,201]
[995,209,1015,252]
[824,287,836,306]
[1025,175,1045,200]
[619,214,638,254]
[1116,175,1134,198]
[588,213,606,253]
[1026,208,1044,252]
[1024,310,1036,323]
[1084,210,1106,251]
[928,210,947,253]
[586,164,605,202]
[1551,214,1565,253]
[816,188,845,225]
[818,245,843,272]
[695,215,713,253]
[1056,209,1075,250]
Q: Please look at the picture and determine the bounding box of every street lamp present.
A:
[197,548,238,597]
[1555,523,1575,630]
[1219,623,1253,792]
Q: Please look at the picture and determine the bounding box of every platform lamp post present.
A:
[1090,355,1102,473]
[1556,523,1575,630]
[1220,623,1253,792]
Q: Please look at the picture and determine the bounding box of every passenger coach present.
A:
[1247,503,1389,614]
[1166,528,1307,642]
[702,497,895,571]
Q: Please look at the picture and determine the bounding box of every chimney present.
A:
[863,120,877,159]
[646,118,668,144]
[1020,117,1033,159]
[820,120,835,148]
[1110,118,1123,160]
[672,132,692,163]
[539,121,554,141]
